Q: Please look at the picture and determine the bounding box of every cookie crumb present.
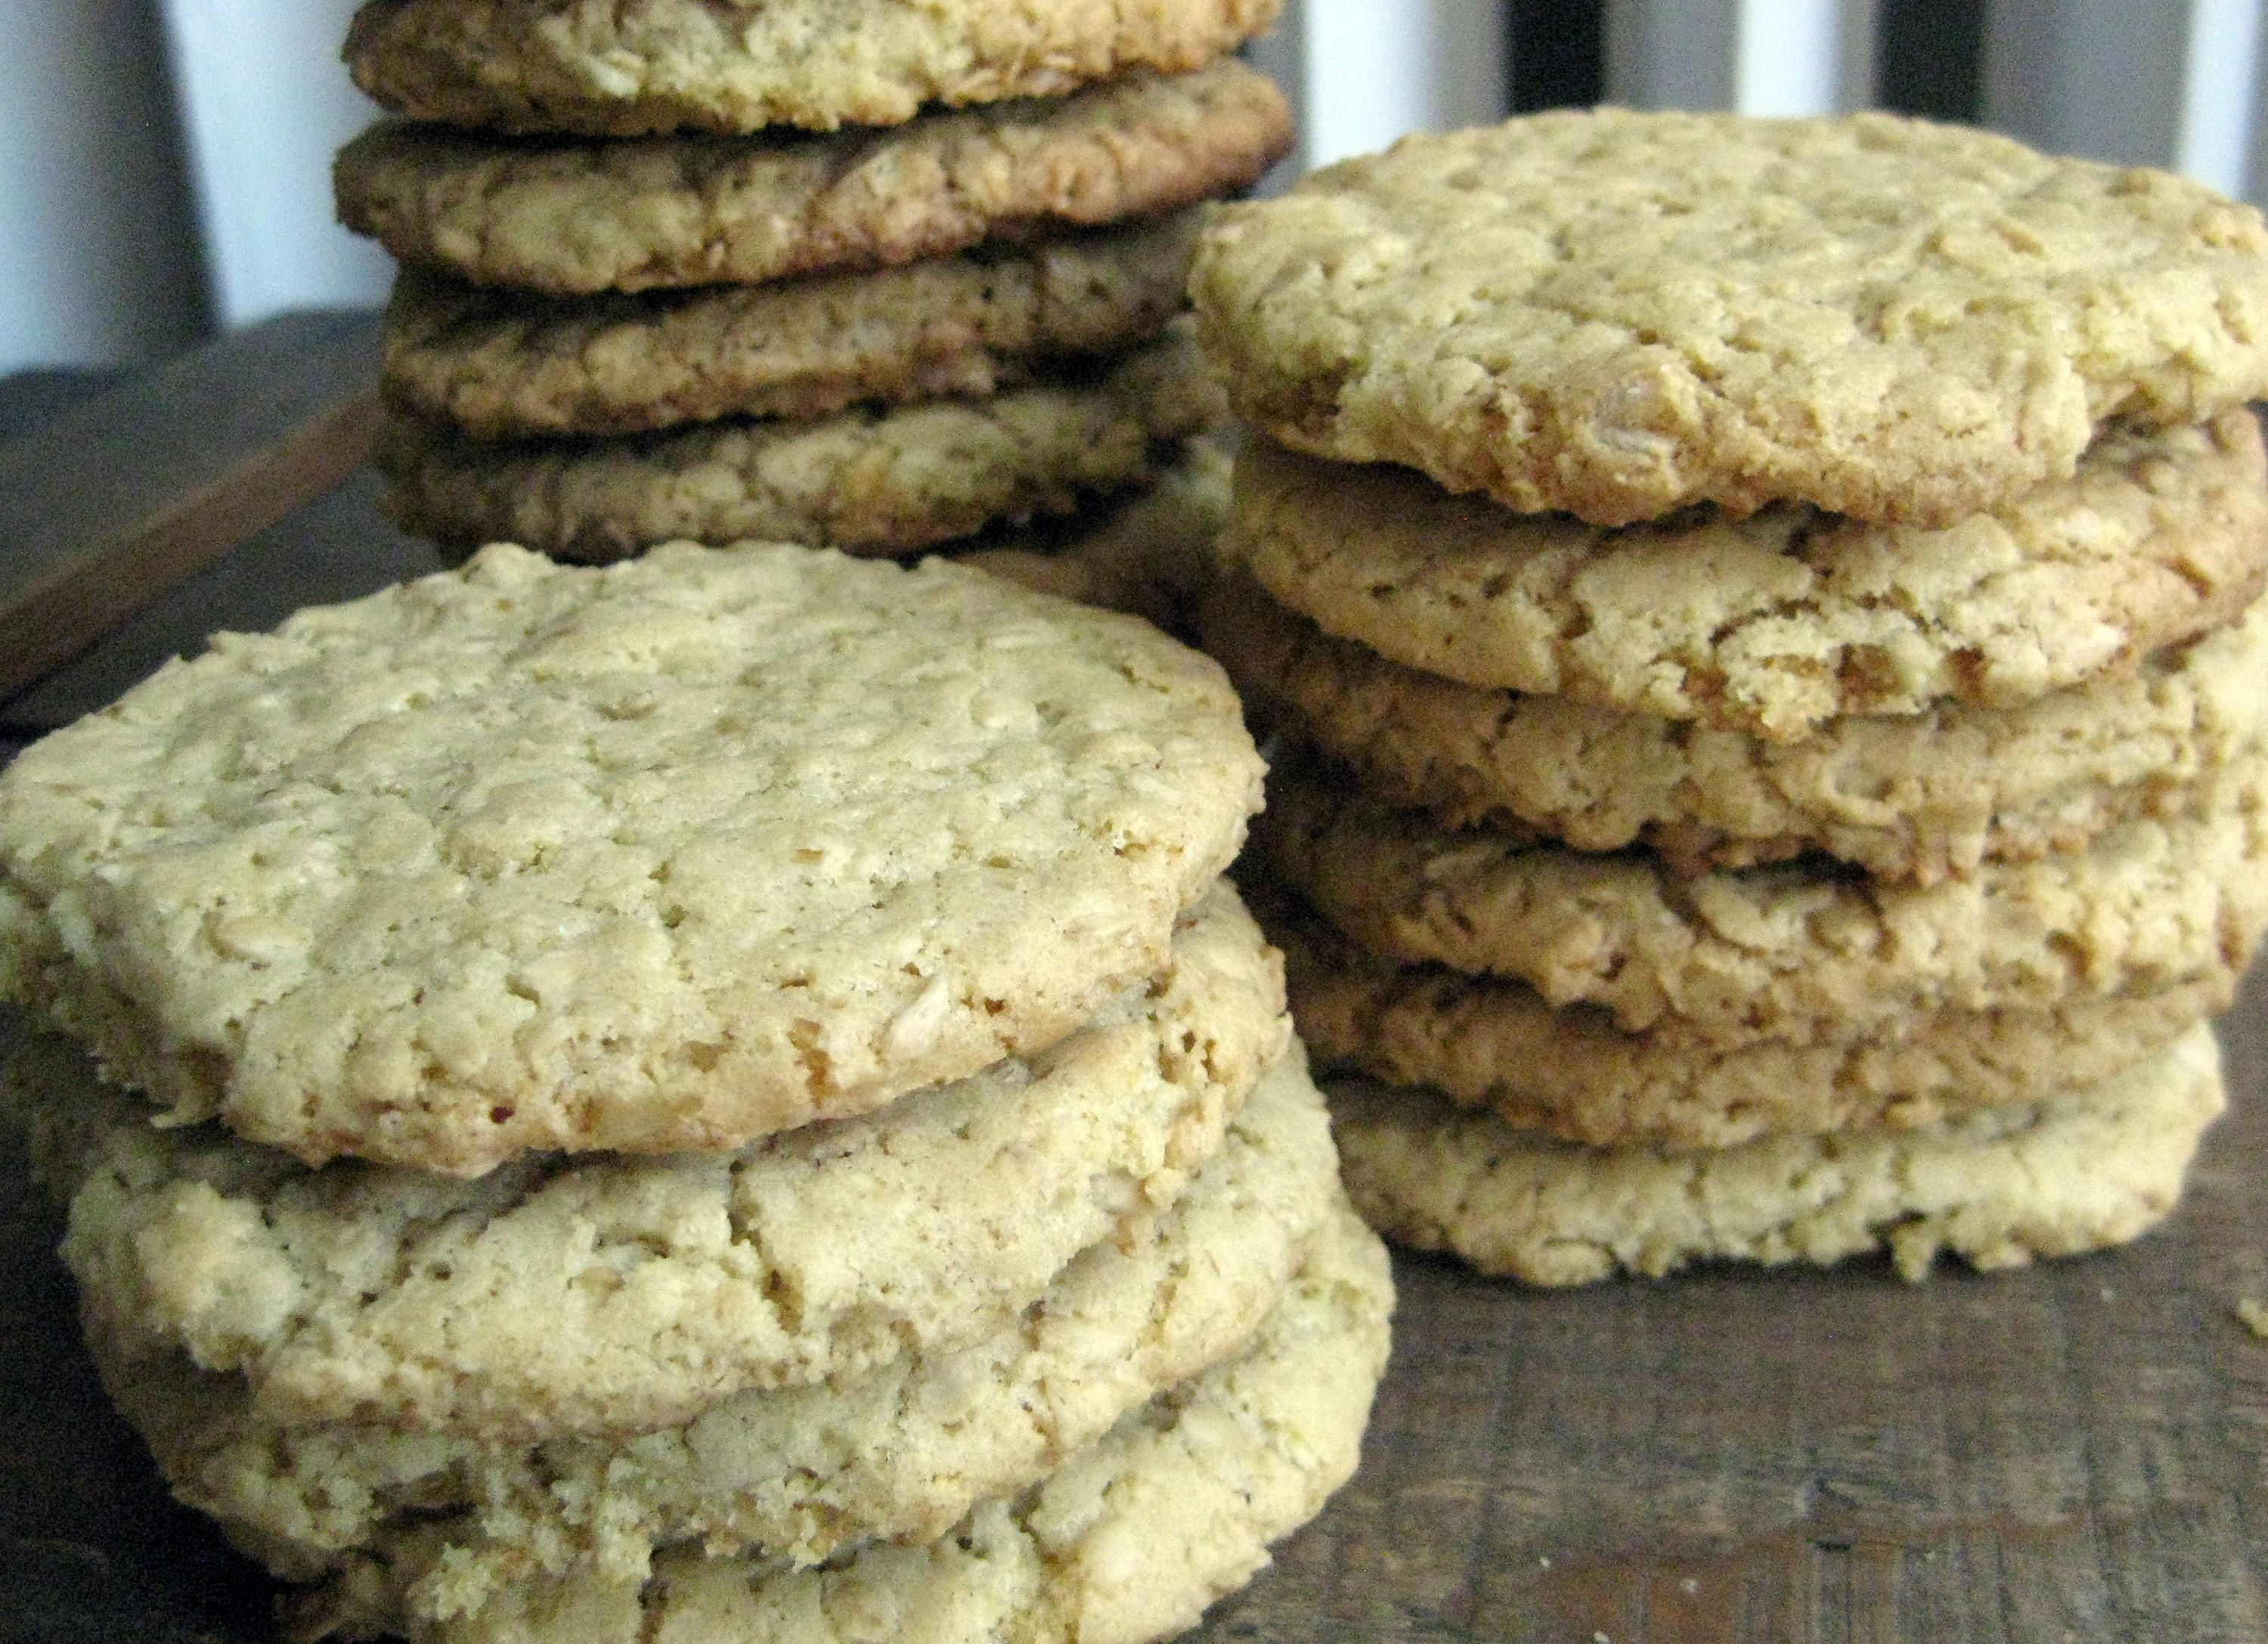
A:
[2236,1297,2268,1337]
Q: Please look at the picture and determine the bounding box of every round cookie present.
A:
[0,543,1266,1175]
[15,890,1288,1438]
[1226,413,2268,738]
[1191,108,2268,527]
[1269,891,2225,1150]
[88,1045,1340,1598]
[1330,1022,2226,1285]
[1203,577,2268,883]
[300,1203,1393,1644]
[346,0,1285,137]
[377,324,1223,560]
[1256,751,2268,1046]
[383,212,1201,439]
[336,61,1292,296]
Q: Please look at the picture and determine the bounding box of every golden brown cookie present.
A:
[1330,1023,2225,1284]
[348,0,1284,137]
[1255,750,2268,1047]
[1224,413,2268,738]
[1269,887,2223,1149]
[381,213,1200,438]
[1201,577,2268,883]
[1192,110,2268,525]
[336,61,1291,294]
[377,324,1223,560]
[0,544,1266,1175]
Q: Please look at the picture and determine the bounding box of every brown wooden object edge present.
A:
[0,311,378,701]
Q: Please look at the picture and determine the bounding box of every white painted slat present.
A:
[2177,0,2263,196]
[1261,0,1509,174]
[158,0,393,328]
[1984,0,2264,199]
[1607,0,1872,114]
[0,0,207,370]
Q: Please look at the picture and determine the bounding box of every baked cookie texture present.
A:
[18,888,1285,1438]
[1257,754,2268,1045]
[336,61,1291,294]
[377,324,1223,559]
[1228,412,2268,736]
[381,212,1203,438]
[1269,892,2226,1150]
[1204,577,2268,883]
[346,0,1286,137]
[302,1203,1393,1644]
[1191,110,2268,526]
[69,1044,1340,1596]
[1330,1023,2226,1285]
[0,543,1266,1175]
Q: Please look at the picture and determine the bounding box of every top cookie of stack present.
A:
[339,0,1292,562]
[1191,109,2268,1283]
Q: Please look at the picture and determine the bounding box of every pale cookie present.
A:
[336,62,1292,295]
[0,543,1266,1175]
[1331,1022,2226,1285]
[1192,108,2268,527]
[956,435,1230,633]
[15,890,1287,1440]
[1227,413,2268,738]
[92,1047,1339,1602]
[1203,578,2268,883]
[383,213,1201,439]
[378,324,1224,560]
[299,1203,1393,1644]
[1257,750,2268,1046]
[1267,890,2224,1149]
[346,0,1285,138]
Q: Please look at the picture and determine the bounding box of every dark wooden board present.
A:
[5,332,2268,1644]
[0,311,381,702]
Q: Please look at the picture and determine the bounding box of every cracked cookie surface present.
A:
[347,0,1284,136]
[306,1200,1392,1644]
[1192,109,2268,525]
[1264,886,2224,1149]
[14,888,1288,1439]
[1203,580,2268,882]
[1331,1023,2225,1284]
[1225,412,2268,738]
[0,543,1264,1174]
[1255,751,2268,1046]
[381,213,1201,439]
[87,1045,1338,1604]
[336,61,1290,294]
[378,324,1222,559]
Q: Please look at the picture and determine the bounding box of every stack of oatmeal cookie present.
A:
[0,543,1390,1640]
[1191,109,2268,1283]
[335,0,1291,563]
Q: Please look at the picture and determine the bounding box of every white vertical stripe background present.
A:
[159,0,394,329]
[2,0,2266,371]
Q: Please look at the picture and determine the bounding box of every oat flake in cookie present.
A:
[1225,411,2268,737]
[335,60,1292,296]
[376,323,1223,561]
[1330,1023,2226,1286]
[1191,109,2268,525]
[347,0,1285,137]
[0,543,1264,1175]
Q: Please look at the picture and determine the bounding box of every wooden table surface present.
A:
[3,319,2266,1644]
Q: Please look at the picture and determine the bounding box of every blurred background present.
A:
[5,0,2263,374]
